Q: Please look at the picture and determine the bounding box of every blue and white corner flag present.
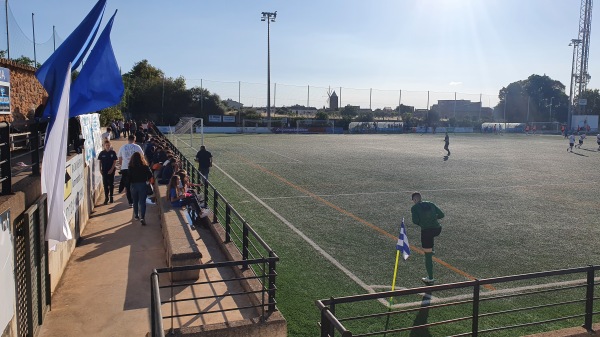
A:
[396,218,410,260]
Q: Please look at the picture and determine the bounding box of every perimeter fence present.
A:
[187,78,500,115]
[317,265,600,337]
[0,3,64,66]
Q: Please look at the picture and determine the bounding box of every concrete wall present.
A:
[0,59,47,124]
[0,153,103,337]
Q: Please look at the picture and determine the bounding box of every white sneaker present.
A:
[421,277,435,285]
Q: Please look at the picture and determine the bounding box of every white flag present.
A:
[42,64,73,248]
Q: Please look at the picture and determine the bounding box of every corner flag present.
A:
[396,218,410,260]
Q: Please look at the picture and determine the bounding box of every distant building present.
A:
[431,100,493,120]
[224,99,243,110]
[329,91,339,110]
[290,104,318,117]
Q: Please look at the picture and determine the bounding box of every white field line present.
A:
[375,276,600,310]
[259,181,598,200]
[242,143,302,163]
[179,138,374,294]
[217,161,300,165]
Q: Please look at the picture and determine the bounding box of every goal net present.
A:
[242,119,284,134]
[296,119,336,134]
[169,117,204,148]
[172,117,202,134]
[529,122,561,134]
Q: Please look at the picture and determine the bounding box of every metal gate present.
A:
[13,195,50,337]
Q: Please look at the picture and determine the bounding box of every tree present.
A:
[356,111,374,122]
[579,89,600,116]
[315,111,328,120]
[395,104,415,114]
[13,56,40,68]
[497,74,568,122]
[340,105,358,118]
[99,105,124,126]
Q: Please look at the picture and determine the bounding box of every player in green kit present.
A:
[411,192,445,285]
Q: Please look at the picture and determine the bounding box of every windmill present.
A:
[326,86,339,111]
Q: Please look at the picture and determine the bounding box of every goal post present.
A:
[529,122,561,134]
[242,119,284,134]
[296,119,336,134]
[171,117,204,147]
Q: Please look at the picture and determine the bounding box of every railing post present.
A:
[320,307,332,337]
[204,179,209,208]
[267,251,276,312]
[225,204,231,242]
[0,122,11,195]
[150,273,156,337]
[31,122,40,176]
[329,299,336,337]
[242,222,249,268]
[583,265,595,332]
[213,190,218,223]
[472,279,480,337]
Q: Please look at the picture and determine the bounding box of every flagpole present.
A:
[385,217,409,336]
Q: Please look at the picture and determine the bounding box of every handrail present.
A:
[152,126,277,257]
[317,265,599,337]
[150,126,281,335]
[1,119,47,195]
[150,259,277,336]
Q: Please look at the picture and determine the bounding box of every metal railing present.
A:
[150,126,280,337]
[0,121,46,195]
[316,265,600,337]
[150,257,278,337]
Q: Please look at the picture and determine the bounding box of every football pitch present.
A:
[169,132,600,336]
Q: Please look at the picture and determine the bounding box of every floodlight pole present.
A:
[261,11,276,127]
[5,0,9,59]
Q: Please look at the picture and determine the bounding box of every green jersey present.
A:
[411,201,444,230]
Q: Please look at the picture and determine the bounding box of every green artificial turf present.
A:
[170,133,600,337]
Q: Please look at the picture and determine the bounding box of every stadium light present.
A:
[261,11,277,125]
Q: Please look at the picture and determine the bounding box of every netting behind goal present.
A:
[172,117,202,134]
[295,119,336,134]
[529,122,561,134]
[242,119,284,134]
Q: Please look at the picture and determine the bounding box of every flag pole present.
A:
[384,217,409,335]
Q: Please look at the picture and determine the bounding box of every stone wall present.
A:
[0,59,47,124]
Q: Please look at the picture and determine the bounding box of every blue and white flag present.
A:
[70,10,124,117]
[36,0,106,121]
[42,65,73,248]
[396,218,410,260]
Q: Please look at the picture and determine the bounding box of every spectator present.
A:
[128,152,152,225]
[117,135,144,206]
[195,145,213,181]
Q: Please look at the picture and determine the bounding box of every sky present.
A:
[5,0,599,109]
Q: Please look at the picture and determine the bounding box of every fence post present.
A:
[267,251,276,312]
[329,299,336,337]
[31,122,40,176]
[472,280,480,337]
[204,179,209,208]
[225,204,231,242]
[320,307,332,337]
[0,122,11,195]
[584,265,595,332]
[242,222,249,268]
[213,189,218,224]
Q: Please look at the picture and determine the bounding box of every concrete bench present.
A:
[155,183,203,282]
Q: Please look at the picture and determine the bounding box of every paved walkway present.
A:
[38,139,165,337]
[37,138,261,337]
